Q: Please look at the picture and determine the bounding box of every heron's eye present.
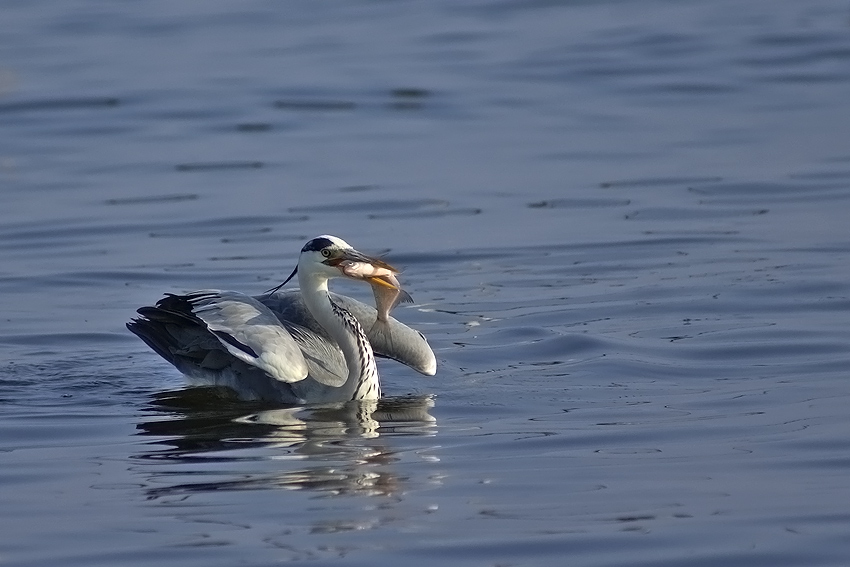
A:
[321,249,331,258]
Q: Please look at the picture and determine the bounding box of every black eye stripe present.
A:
[302,237,335,253]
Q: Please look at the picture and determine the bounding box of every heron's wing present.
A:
[328,292,437,376]
[258,290,437,376]
[172,291,309,384]
[278,321,348,388]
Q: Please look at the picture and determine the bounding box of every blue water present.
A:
[2,1,850,565]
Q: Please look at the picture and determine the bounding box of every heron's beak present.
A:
[337,249,399,272]
[331,249,403,290]
[367,275,400,290]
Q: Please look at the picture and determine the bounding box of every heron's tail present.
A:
[126,316,178,365]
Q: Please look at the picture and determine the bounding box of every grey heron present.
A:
[127,235,436,404]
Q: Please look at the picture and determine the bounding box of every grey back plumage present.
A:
[257,290,436,376]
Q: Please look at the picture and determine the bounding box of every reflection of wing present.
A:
[258,290,437,376]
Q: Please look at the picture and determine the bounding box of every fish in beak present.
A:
[263,243,414,352]
[264,247,404,296]
[336,257,413,347]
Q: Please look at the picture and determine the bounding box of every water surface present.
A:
[2,1,850,565]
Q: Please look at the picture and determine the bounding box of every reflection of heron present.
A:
[136,392,437,499]
[128,236,436,404]
[243,395,437,439]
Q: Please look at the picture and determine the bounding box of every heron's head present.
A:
[266,235,401,294]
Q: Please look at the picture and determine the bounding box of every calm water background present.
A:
[2,1,850,565]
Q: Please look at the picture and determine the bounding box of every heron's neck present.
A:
[299,273,379,399]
